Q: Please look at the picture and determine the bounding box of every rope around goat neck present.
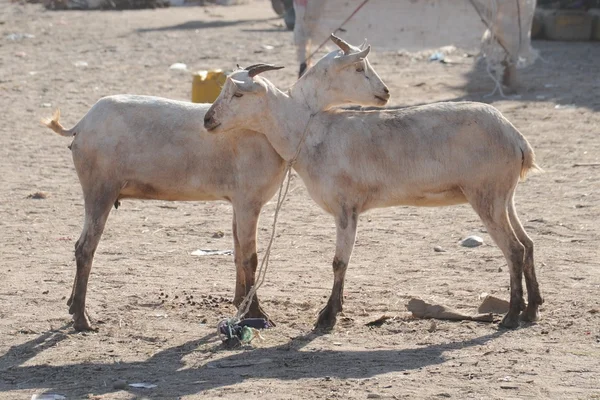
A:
[235,112,316,321]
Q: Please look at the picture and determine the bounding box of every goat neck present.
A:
[289,65,340,112]
[252,81,315,163]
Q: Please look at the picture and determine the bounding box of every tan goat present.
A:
[204,43,543,330]
[43,35,389,331]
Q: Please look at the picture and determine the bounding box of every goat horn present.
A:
[330,33,351,55]
[244,63,266,71]
[247,64,285,78]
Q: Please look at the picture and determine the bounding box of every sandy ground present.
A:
[1,1,600,399]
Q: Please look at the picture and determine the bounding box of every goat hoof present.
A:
[232,293,245,308]
[314,307,338,331]
[520,305,540,322]
[499,313,520,329]
[245,306,276,328]
[72,315,95,332]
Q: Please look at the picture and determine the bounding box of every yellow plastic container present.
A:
[191,69,227,103]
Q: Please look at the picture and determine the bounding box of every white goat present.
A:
[293,0,538,92]
[43,35,389,331]
[204,40,543,330]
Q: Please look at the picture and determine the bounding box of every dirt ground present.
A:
[1,0,599,399]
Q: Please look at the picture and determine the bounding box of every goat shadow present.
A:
[443,40,598,112]
[352,40,599,112]
[0,324,507,398]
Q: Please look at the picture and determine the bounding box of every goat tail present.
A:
[518,135,543,181]
[41,109,76,137]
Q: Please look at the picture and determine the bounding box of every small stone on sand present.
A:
[460,235,484,248]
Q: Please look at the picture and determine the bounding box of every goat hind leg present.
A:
[69,188,117,331]
[508,198,543,322]
[67,239,81,307]
[468,191,525,329]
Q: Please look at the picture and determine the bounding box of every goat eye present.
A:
[233,93,243,98]
[356,67,364,73]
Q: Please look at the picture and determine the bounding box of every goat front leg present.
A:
[234,206,274,326]
[315,206,358,331]
[231,211,245,308]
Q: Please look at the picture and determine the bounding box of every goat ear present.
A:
[360,38,368,50]
[231,78,253,92]
[357,45,371,59]
[231,77,262,93]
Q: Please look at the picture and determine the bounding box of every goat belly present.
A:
[402,188,467,207]
[371,187,468,209]
[118,180,225,202]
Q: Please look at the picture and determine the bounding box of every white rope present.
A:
[470,0,506,97]
[301,0,371,67]
[234,112,316,321]
[484,60,507,98]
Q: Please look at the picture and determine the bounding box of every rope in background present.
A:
[301,0,371,66]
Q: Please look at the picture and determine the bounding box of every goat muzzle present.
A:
[203,112,221,132]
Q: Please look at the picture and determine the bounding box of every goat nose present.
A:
[383,87,390,94]
[204,115,212,126]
